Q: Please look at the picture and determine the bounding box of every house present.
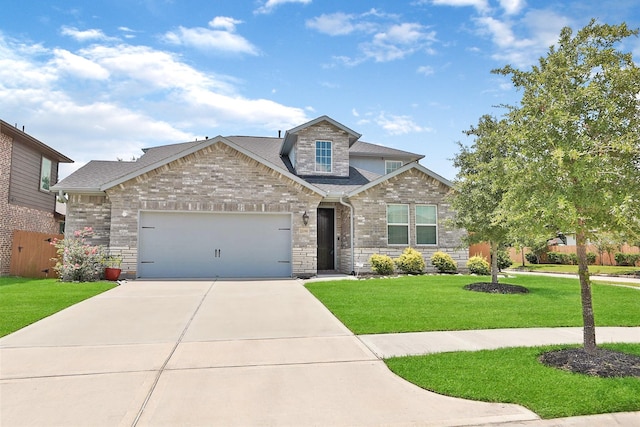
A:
[51,116,467,279]
[0,120,74,276]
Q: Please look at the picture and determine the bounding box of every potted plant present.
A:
[103,255,122,281]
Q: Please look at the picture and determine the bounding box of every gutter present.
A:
[339,194,355,274]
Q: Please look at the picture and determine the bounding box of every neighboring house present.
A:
[0,119,73,276]
[52,116,467,279]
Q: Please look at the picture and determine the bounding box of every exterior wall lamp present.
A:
[302,211,309,226]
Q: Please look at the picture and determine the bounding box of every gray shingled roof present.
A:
[54,133,422,192]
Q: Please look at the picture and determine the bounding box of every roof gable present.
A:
[346,162,452,197]
[280,115,361,156]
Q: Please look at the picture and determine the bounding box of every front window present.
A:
[385,160,403,174]
[416,205,437,245]
[40,157,52,191]
[387,204,409,245]
[315,140,332,173]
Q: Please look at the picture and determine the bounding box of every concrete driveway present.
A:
[0,280,538,426]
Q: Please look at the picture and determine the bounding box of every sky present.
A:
[2,0,639,181]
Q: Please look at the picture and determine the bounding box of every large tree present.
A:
[451,115,510,284]
[494,21,640,354]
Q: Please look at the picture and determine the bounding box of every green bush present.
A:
[430,251,458,273]
[525,252,539,264]
[394,248,425,274]
[369,254,395,275]
[614,253,640,266]
[467,256,490,275]
[496,250,513,270]
[587,252,597,265]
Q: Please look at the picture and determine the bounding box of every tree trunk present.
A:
[490,241,499,284]
[576,228,597,354]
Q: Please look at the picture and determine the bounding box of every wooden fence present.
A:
[469,242,639,266]
[9,230,62,278]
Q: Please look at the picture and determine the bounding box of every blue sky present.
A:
[2,0,639,180]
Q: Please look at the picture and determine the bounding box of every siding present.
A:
[9,140,58,212]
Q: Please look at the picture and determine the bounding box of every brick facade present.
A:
[348,168,468,273]
[1,132,59,275]
[65,142,324,278]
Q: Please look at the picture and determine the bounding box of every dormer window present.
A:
[315,140,332,173]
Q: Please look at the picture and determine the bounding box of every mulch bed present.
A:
[540,348,640,378]
[464,282,530,294]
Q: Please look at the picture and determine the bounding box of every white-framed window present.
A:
[315,140,332,173]
[387,204,409,245]
[385,160,403,174]
[416,205,437,245]
[40,156,52,192]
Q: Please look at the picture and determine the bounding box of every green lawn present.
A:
[0,277,116,337]
[386,343,640,419]
[513,264,640,276]
[305,275,640,334]
[307,275,640,419]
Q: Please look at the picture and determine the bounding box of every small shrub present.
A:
[394,248,426,274]
[51,227,107,282]
[586,252,597,265]
[614,253,640,266]
[430,251,458,273]
[525,252,539,264]
[369,254,395,275]
[467,256,490,275]
[496,250,513,271]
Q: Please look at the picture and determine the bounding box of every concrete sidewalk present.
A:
[360,326,640,358]
[0,280,539,427]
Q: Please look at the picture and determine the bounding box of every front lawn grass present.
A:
[304,275,640,334]
[512,263,640,276]
[0,277,116,337]
[385,343,640,419]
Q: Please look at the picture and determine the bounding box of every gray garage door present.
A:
[138,211,292,278]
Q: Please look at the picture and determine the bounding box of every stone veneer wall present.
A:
[103,142,323,278]
[0,132,58,275]
[294,122,350,177]
[349,168,468,273]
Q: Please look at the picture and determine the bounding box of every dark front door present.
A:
[317,208,335,270]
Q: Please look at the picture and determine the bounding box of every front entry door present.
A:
[317,208,335,270]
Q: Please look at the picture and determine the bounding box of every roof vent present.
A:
[278,130,281,138]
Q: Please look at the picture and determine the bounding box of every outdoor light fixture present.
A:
[302,211,309,226]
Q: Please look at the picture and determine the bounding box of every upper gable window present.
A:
[40,157,52,192]
[385,160,403,174]
[315,140,332,173]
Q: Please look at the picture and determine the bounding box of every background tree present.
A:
[450,115,510,284]
[591,231,621,266]
[494,21,640,354]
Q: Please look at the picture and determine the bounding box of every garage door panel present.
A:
[138,212,291,278]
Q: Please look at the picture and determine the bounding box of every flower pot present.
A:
[104,267,122,281]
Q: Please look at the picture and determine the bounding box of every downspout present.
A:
[339,195,355,274]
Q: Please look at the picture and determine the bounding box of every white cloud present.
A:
[475,10,569,66]
[60,26,115,42]
[498,0,526,15]
[308,12,438,65]
[306,13,358,36]
[255,0,311,15]
[352,108,360,117]
[52,49,110,80]
[417,65,435,76]
[363,23,437,62]
[162,17,259,55]
[376,113,430,135]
